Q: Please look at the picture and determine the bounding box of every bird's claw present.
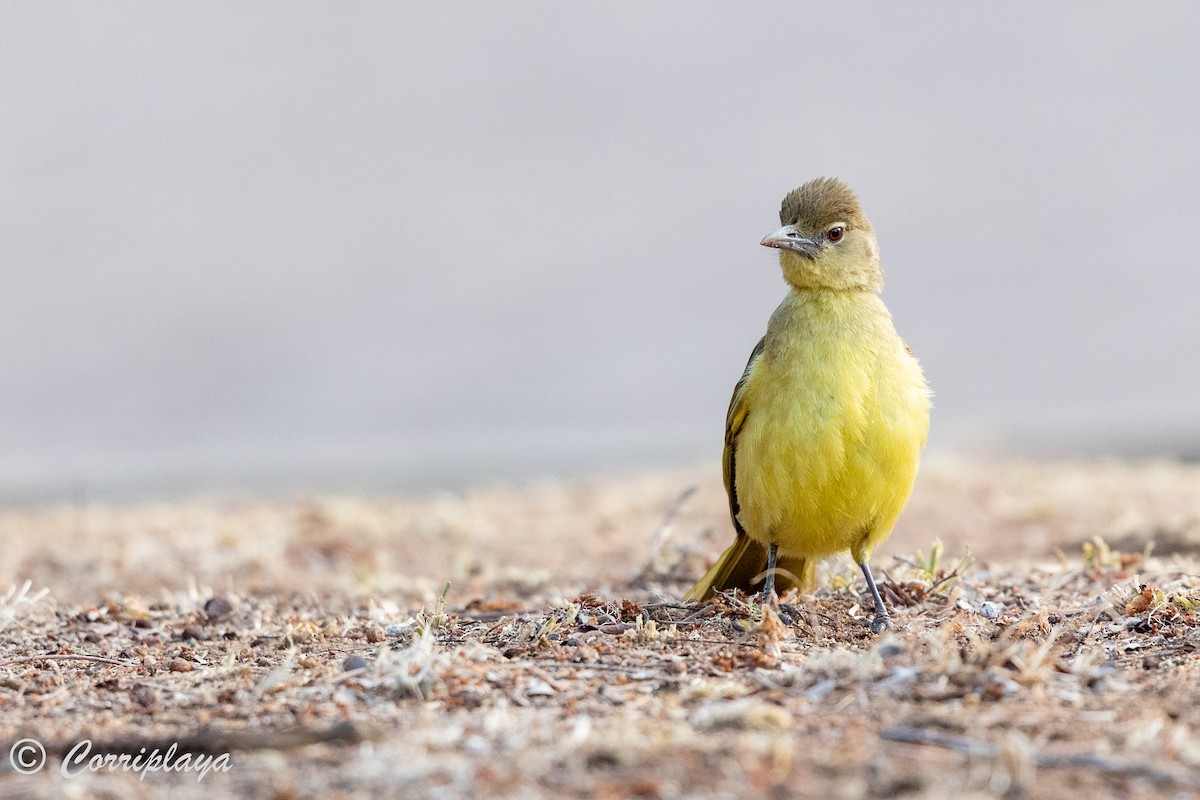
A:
[868,613,893,634]
[777,603,803,627]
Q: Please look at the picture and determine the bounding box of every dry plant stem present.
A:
[0,653,141,669]
[674,607,717,626]
[649,486,697,557]
[499,661,672,675]
[881,728,1198,789]
[927,566,963,593]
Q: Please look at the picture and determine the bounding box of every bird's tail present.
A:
[684,533,816,601]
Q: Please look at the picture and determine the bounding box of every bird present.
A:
[684,177,931,632]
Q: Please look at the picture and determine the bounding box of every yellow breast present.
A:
[733,290,930,561]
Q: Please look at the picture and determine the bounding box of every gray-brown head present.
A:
[761,177,882,291]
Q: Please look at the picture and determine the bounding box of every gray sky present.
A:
[2,4,1198,498]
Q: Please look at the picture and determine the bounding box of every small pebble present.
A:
[343,655,369,672]
[168,658,194,673]
[204,596,234,620]
[365,627,385,643]
[876,640,906,659]
[130,684,157,708]
[979,601,1001,619]
[385,623,407,636]
[573,645,599,664]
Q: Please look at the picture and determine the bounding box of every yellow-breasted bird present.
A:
[684,177,931,632]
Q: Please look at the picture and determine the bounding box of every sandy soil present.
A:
[1,455,1199,798]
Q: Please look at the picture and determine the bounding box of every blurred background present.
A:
[1,4,1198,501]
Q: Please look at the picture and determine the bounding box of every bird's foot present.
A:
[756,589,801,626]
[868,612,893,634]
[776,603,803,627]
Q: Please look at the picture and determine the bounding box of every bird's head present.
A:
[761,177,883,291]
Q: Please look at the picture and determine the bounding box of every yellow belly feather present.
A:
[733,290,930,563]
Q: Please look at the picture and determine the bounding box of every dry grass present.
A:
[1,455,1199,798]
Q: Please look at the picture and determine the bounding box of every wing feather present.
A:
[685,336,777,602]
[723,336,765,535]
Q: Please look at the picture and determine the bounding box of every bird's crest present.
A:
[779,177,868,231]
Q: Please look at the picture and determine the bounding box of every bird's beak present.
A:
[761,225,818,258]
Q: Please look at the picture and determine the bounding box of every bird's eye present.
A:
[827,226,845,242]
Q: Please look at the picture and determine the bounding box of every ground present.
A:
[1,455,1199,799]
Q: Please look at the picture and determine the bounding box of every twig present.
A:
[927,566,963,594]
[642,486,697,576]
[1079,609,1111,642]
[881,727,994,756]
[674,606,717,625]
[490,660,667,676]
[650,486,697,552]
[456,610,523,622]
[0,653,141,669]
[574,622,633,635]
[881,727,1198,787]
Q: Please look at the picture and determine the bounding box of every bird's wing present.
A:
[682,336,770,602]
[723,336,766,535]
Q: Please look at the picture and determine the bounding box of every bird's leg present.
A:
[761,542,778,605]
[859,561,892,633]
[762,543,801,627]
